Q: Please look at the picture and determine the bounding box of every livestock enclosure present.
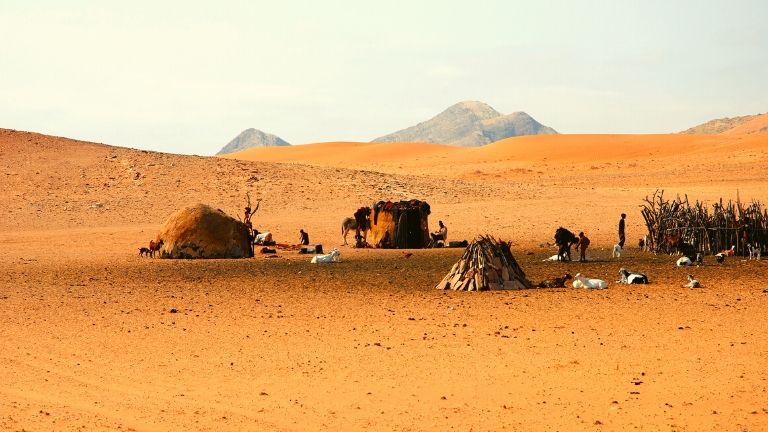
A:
[640,190,768,255]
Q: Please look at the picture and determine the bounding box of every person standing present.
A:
[576,232,590,262]
[618,213,626,248]
[299,229,310,246]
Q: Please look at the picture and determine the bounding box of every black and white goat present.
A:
[714,253,726,264]
[618,268,649,284]
[748,243,761,260]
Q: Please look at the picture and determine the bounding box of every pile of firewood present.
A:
[435,235,531,291]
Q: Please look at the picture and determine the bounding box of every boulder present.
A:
[156,204,253,259]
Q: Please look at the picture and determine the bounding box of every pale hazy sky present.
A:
[1,1,766,154]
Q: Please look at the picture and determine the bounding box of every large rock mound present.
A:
[371,101,557,147]
[680,113,767,134]
[157,204,253,259]
[217,128,290,155]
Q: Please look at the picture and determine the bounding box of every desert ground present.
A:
[1,128,768,431]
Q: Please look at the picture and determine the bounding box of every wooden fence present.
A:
[640,190,768,255]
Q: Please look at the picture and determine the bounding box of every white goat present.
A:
[311,248,341,264]
[683,274,701,288]
[572,273,608,289]
[612,244,623,258]
[254,231,273,244]
[676,256,692,266]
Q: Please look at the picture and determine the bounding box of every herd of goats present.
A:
[538,224,761,291]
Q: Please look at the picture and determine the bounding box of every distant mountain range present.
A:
[681,113,768,135]
[216,128,290,155]
[216,101,556,154]
[371,101,557,147]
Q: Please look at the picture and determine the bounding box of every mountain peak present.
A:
[217,129,290,155]
[446,100,502,118]
[372,101,556,147]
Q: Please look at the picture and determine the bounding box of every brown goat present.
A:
[149,239,164,258]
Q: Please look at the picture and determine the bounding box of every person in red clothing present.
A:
[575,232,590,262]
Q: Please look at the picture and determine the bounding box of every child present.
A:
[576,232,590,262]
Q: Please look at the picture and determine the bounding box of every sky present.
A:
[1,0,767,155]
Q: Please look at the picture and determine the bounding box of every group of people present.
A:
[568,213,626,262]
[244,199,632,259]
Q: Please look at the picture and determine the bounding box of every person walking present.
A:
[618,213,626,248]
[575,232,590,262]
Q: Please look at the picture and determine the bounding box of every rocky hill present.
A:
[217,128,289,155]
[680,113,767,134]
[371,101,557,147]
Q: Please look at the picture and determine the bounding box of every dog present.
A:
[138,247,151,257]
[612,244,622,258]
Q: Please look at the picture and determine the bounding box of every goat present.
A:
[554,227,578,261]
[537,273,572,288]
[253,231,273,245]
[311,248,341,264]
[664,234,683,255]
[676,256,692,266]
[678,242,696,260]
[138,247,151,257]
[149,239,164,258]
[714,253,726,264]
[638,234,652,252]
[612,244,623,258]
[618,267,648,284]
[572,273,608,289]
[748,243,761,260]
[720,245,736,257]
[683,274,701,288]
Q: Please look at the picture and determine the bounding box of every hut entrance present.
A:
[367,200,431,249]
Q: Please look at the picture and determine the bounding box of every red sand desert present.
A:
[1,128,768,431]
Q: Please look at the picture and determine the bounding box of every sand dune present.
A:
[225,133,768,178]
[723,113,768,135]
[2,127,768,431]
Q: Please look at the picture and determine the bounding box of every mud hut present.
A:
[367,200,431,249]
[436,236,531,291]
[156,203,253,259]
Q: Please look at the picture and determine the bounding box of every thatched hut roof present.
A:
[156,203,253,259]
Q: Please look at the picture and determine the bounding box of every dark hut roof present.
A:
[373,199,430,215]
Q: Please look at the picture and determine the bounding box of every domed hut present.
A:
[436,235,531,291]
[155,203,253,259]
[367,200,431,249]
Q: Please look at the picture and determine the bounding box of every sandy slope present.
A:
[2,128,768,431]
[724,113,768,135]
